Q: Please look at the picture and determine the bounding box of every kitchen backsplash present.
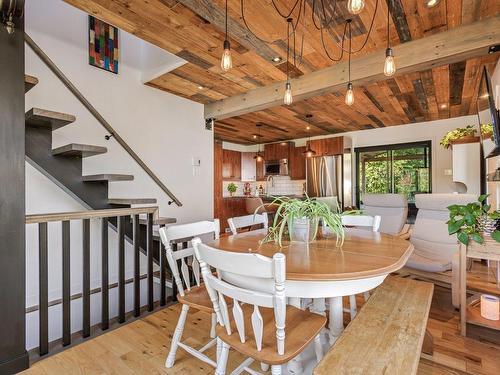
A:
[223,176,306,197]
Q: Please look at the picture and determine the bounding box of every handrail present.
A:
[24,33,183,207]
[26,206,158,224]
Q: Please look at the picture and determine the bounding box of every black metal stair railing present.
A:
[26,206,170,357]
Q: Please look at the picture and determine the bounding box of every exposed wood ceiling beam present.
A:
[205,17,500,120]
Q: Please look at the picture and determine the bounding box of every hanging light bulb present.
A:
[284,82,293,105]
[253,124,264,162]
[384,48,396,77]
[220,0,232,72]
[221,40,232,72]
[345,83,354,106]
[347,0,365,15]
[255,153,264,162]
[303,114,316,158]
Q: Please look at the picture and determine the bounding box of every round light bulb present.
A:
[256,155,263,162]
[384,48,396,77]
[345,83,354,106]
[347,0,365,15]
[221,40,232,72]
[284,82,293,105]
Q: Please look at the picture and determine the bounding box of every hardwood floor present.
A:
[22,285,500,375]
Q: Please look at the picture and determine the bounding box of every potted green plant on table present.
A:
[257,196,346,247]
[447,194,500,245]
[227,182,237,197]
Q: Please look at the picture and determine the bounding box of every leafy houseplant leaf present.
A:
[457,232,469,245]
[471,233,484,244]
[448,221,462,234]
[492,230,500,243]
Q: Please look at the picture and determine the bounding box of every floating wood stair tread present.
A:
[52,143,107,158]
[26,108,76,130]
[25,75,39,93]
[82,174,134,182]
[108,198,157,205]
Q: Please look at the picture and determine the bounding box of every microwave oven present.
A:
[265,159,288,176]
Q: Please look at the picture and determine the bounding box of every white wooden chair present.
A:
[340,214,381,319]
[158,219,220,368]
[228,212,268,235]
[192,238,326,375]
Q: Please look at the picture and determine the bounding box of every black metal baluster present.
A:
[39,222,49,356]
[133,214,140,317]
[62,220,71,346]
[82,219,90,338]
[101,218,109,330]
[118,216,125,323]
[147,213,154,311]
[160,225,166,306]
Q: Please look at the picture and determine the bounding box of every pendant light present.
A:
[220,0,232,72]
[345,20,354,106]
[384,1,396,77]
[284,18,293,105]
[347,0,365,15]
[303,114,317,158]
[253,124,264,162]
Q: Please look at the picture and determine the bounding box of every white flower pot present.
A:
[289,218,318,243]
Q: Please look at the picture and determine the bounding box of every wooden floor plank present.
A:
[22,283,500,375]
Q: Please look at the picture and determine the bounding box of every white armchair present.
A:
[361,193,408,236]
[405,193,476,307]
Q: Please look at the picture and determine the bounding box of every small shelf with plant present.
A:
[447,194,500,245]
[257,196,351,247]
[440,123,493,149]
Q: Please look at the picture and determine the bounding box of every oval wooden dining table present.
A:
[208,227,414,373]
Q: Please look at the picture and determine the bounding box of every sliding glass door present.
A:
[355,141,431,208]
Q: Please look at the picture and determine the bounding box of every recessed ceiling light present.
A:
[197,85,204,90]
[425,0,440,8]
[440,104,447,109]
[253,134,257,139]
[306,125,311,130]
[280,142,287,146]
[272,56,283,63]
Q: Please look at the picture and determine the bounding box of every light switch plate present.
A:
[192,157,201,166]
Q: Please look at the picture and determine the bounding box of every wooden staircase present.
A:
[24,74,175,276]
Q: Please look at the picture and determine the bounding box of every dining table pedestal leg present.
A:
[287,297,304,374]
[328,296,344,345]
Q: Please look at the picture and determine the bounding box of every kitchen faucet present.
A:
[266,175,275,188]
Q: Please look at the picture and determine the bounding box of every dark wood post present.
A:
[0,0,29,373]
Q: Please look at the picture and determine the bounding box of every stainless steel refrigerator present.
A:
[306,155,345,209]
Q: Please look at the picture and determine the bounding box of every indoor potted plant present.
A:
[257,196,346,247]
[440,124,493,149]
[227,182,237,197]
[447,194,500,245]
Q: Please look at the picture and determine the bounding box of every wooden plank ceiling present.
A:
[64,0,500,144]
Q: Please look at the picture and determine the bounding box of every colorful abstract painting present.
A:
[88,16,119,74]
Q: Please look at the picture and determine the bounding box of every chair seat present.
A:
[406,252,451,273]
[177,284,214,313]
[216,304,326,365]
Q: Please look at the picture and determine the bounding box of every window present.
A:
[355,141,431,206]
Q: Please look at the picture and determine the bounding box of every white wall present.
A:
[24,0,213,350]
[25,0,213,223]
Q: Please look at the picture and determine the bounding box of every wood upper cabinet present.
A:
[290,146,306,180]
[264,142,292,160]
[256,158,265,181]
[241,152,256,181]
[307,137,344,156]
[222,149,241,180]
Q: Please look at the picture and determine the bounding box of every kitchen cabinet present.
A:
[307,137,344,156]
[264,142,292,161]
[241,152,256,181]
[290,146,307,180]
[220,197,248,233]
[256,158,265,181]
[222,149,241,180]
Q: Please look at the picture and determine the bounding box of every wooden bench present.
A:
[314,276,434,375]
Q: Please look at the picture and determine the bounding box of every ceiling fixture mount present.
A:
[272,56,283,63]
[303,114,317,158]
[425,0,440,8]
[220,0,232,72]
[254,124,264,162]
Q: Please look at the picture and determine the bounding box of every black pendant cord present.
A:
[225,0,228,41]
[387,0,390,49]
[348,21,352,83]
[287,19,291,81]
